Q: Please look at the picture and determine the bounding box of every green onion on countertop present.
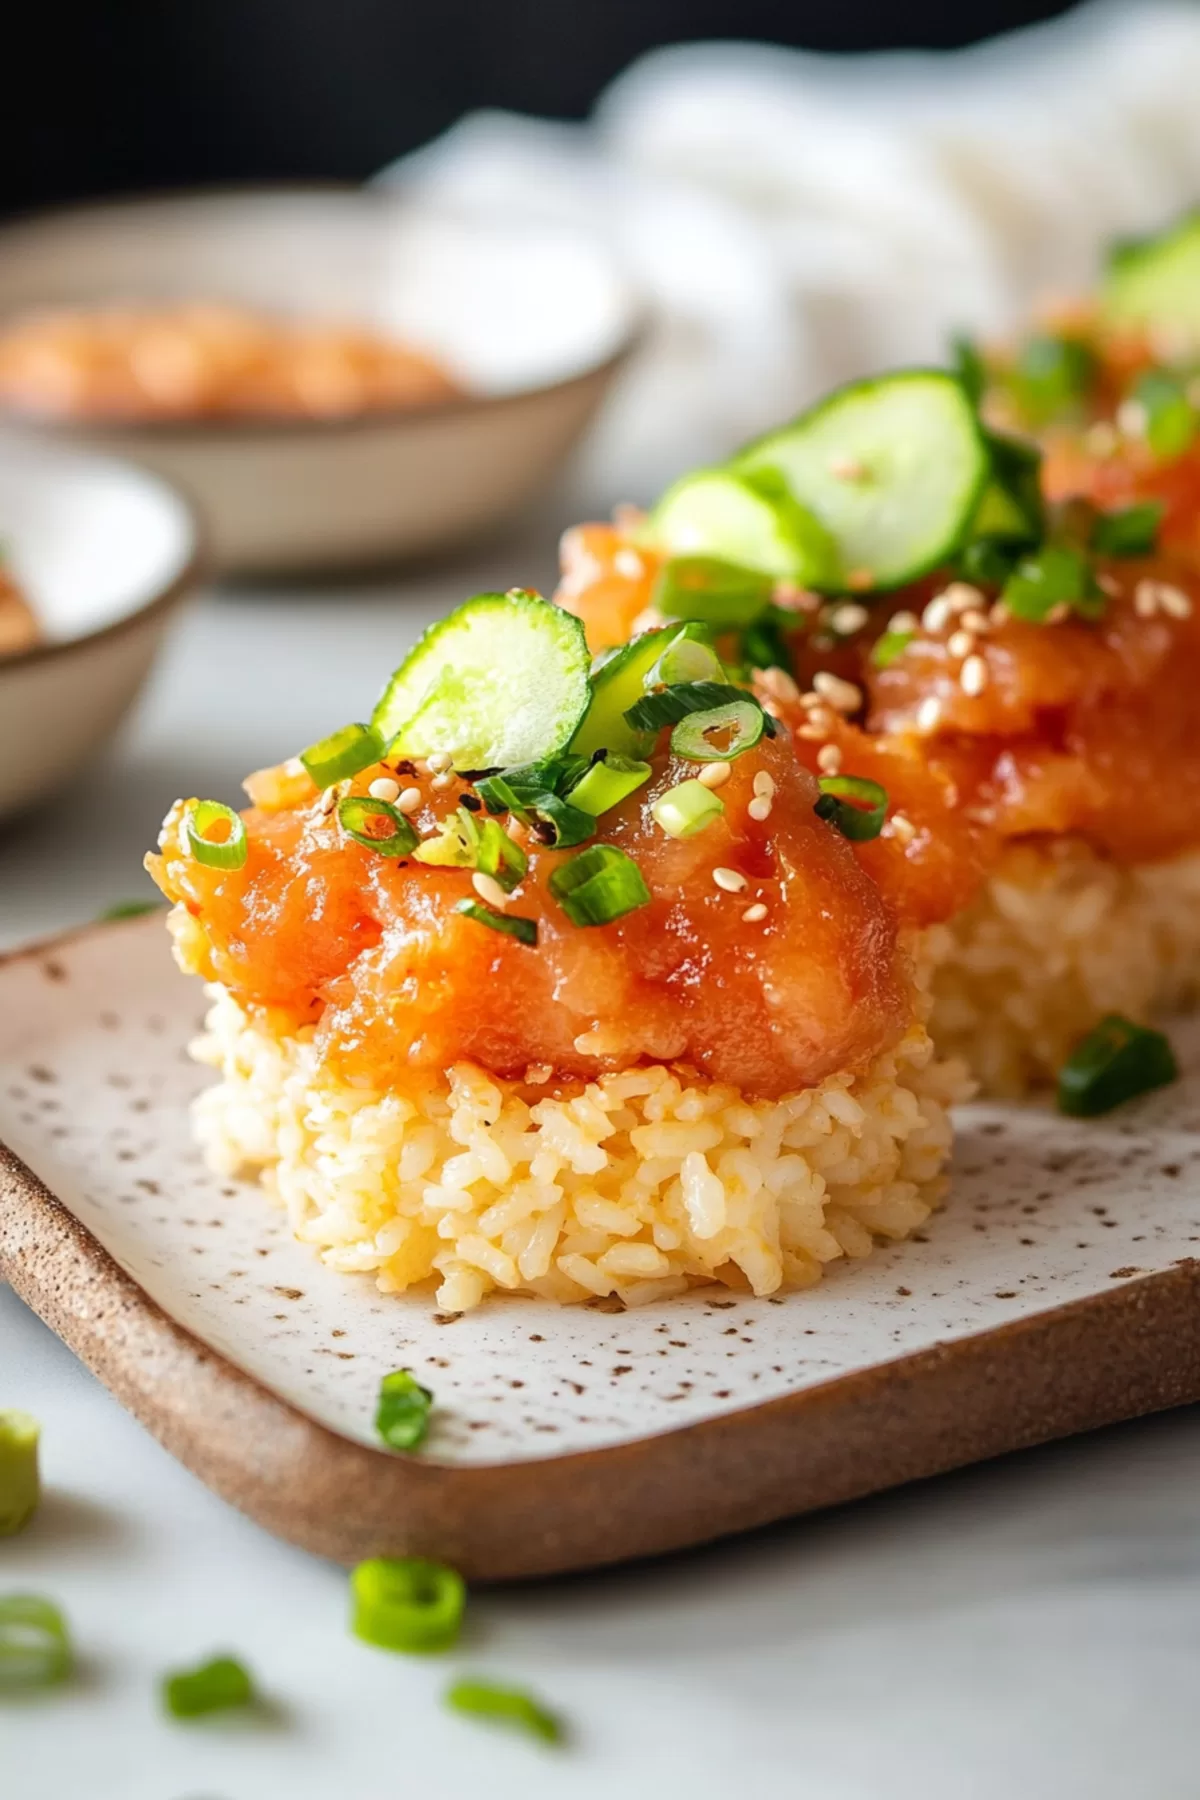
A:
[813,775,889,842]
[1057,1014,1178,1117]
[185,801,248,872]
[351,1558,465,1655]
[161,1654,257,1719]
[300,721,384,789]
[0,1411,39,1537]
[445,1677,565,1745]
[0,1595,72,1692]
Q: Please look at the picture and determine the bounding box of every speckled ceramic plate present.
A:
[3,916,1200,1579]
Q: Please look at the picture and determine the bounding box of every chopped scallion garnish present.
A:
[455,899,538,946]
[651,780,725,839]
[185,800,248,872]
[950,332,986,407]
[652,556,775,630]
[624,680,774,736]
[652,634,724,688]
[1057,1014,1178,1117]
[445,1676,564,1745]
[413,806,480,867]
[162,1654,256,1719]
[350,1557,465,1654]
[375,1370,433,1451]
[1089,501,1164,558]
[565,754,652,817]
[476,819,528,892]
[0,1595,72,1691]
[338,795,419,858]
[527,793,596,848]
[548,844,652,928]
[300,721,384,788]
[813,774,888,841]
[670,698,764,762]
[1131,370,1195,460]
[1013,333,1097,422]
[1001,545,1105,623]
[0,1412,39,1537]
[870,628,915,670]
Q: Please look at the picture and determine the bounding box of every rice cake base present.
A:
[3,916,1200,1579]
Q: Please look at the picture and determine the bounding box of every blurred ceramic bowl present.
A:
[0,437,200,823]
[0,189,641,576]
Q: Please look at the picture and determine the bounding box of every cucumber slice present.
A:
[372,590,590,770]
[734,370,990,591]
[570,623,698,760]
[1102,212,1200,337]
[646,468,838,585]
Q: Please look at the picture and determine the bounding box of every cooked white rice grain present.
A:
[191,986,970,1313]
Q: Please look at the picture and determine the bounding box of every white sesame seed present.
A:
[799,689,822,711]
[742,903,768,923]
[1097,573,1122,598]
[630,606,666,635]
[947,628,976,659]
[830,601,869,636]
[697,761,732,789]
[888,810,916,845]
[961,608,989,634]
[1045,603,1070,626]
[960,653,988,696]
[430,771,455,790]
[830,454,867,481]
[747,797,773,822]
[319,785,339,816]
[1117,398,1147,439]
[797,723,828,741]
[368,776,400,802]
[1158,583,1193,620]
[888,610,919,635]
[942,582,986,612]
[1084,421,1119,457]
[990,601,1010,627]
[1134,579,1158,618]
[756,666,801,704]
[816,742,843,774]
[916,696,942,733]
[613,548,645,580]
[397,786,422,814]
[752,771,776,799]
[812,670,862,714]
[472,872,510,909]
[921,595,953,634]
[713,867,748,893]
[426,751,452,774]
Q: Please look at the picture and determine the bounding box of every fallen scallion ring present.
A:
[1057,1014,1178,1117]
[162,1654,257,1719]
[375,1370,434,1451]
[813,774,888,841]
[185,800,248,872]
[0,1595,73,1692]
[299,721,384,788]
[350,1557,466,1654]
[445,1676,564,1744]
[0,1411,40,1537]
[670,698,764,763]
[337,795,419,858]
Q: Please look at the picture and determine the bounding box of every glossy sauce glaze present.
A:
[149,731,913,1101]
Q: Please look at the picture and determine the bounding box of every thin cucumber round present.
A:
[1103,212,1200,337]
[570,623,694,759]
[733,370,991,591]
[646,467,838,585]
[373,590,590,770]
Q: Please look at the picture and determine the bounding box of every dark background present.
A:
[5,0,1079,219]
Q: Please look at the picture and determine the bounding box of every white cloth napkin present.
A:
[377,0,1200,505]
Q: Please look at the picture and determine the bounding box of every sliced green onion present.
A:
[814,775,888,841]
[565,754,652,816]
[98,899,162,922]
[624,680,774,735]
[527,793,596,849]
[185,801,248,872]
[162,1654,256,1719]
[300,721,384,788]
[950,332,986,407]
[455,899,538,946]
[0,1595,72,1691]
[1058,1014,1178,1117]
[375,1370,433,1452]
[651,780,725,839]
[338,795,419,858]
[1001,545,1105,623]
[445,1677,564,1745]
[652,634,724,688]
[670,698,764,763]
[1131,370,1195,460]
[1013,332,1097,422]
[549,844,652,928]
[476,756,587,817]
[1089,500,1164,558]
[871,628,916,670]
[413,806,480,867]
[0,1412,39,1537]
[652,556,775,630]
[959,536,1020,588]
[476,819,528,892]
[350,1557,465,1655]
[741,609,794,672]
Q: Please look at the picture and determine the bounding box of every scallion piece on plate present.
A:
[651,780,725,840]
[162,1654,256,1719]
[476,819,528,892]
[670,698,765,763]
[0,1595,72,1692]
[350,1557,465,1655]
[1089,501,1164,558]
[0,1412,39,1537]
[624,680,774,735]
[338,795,419,858]
[870,628,916,670]
[375,1369,434,1451]
[185,801,248,872]
[1057,1014,1178,1117]
[1001,545,1105,623]
[455,899,538,947]
[565,754,652,817]
[549,844,652,928]
[445,1676,564,1745]
[299,721,384,788]
[813,774,888,841]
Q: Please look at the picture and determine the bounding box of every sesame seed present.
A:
[742,903,768,923]
[426,752,453,774]
[713,867,748,893]
[613,548,645,580]
[1084,421,1119,457]
[630,606,665,635]
[1097,573,1121,598]
[697,761,732,789]
[817,742,843,774]
[796,722,828,741]
[368,776,400,802]
[756,666,801,704]
[916,696,941,733]
[943,582,985,612]
[889,811,916,845]
[989,601,1010,627]
[961,608,989,633]
[947,628,975,659]
[396,786,422,814]
[1045,603,1070,626]
[812,670,862,714]
[1134,579,1158,618]
[752,771,776,799]
[960,653,988,696]
[1158,583,1193,620]
[830,601,869,636]
[830,455,867,481]
[319,785,339,816]
[888,610,919,635]
[1117,399,1147,438]
[472,872,510,909]
[921,595,953,634]
[430,771,455,790]
[747,797,772,822]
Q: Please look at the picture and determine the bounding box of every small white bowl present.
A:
[0,436,200,823]
[0,189,641,576]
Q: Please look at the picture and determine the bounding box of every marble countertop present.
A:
[5,527,1200,1799]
